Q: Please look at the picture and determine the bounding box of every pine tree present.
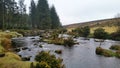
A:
[30,0,36,29]
[0,0,4,29]
[18,0,27,29]
[37,0,51,29]
[50,5,62,29]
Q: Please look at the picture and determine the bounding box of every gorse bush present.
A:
[93,28,109,39]
[35,51,63,68]
[72,26,90,37]
[63,37,76,47]
[35,61,51,68]
[110,29,120,41]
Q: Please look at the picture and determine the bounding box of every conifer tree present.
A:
[37,0,51,29]
[30,0,36,28]
[50,5,62,29]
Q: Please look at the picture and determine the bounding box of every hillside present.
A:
[64,18,120,33]
[64,18,120,28]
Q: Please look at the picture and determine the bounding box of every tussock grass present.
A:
[0,45,4,53]
[0,31,23,51]
[0,32,23,39]
[0,38,11,50]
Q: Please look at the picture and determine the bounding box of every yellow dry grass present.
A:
[0,52,32,68]
[90,26,118,34]
[67,28,75,32]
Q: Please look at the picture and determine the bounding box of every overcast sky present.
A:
[23,0,120,25]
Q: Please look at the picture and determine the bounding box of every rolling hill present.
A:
[64,18,120,33]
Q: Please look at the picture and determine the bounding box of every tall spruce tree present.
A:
[0,0,30,29]
[37,0,51,29]
[30,0,36,29]
[50,5,62,29]
[18,0,27,29]
[0,0,4,29]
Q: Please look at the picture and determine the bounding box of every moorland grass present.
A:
[0,52,34,68]
[91,26,118,34]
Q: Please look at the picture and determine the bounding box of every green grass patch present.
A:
[96,47,115,57]
[110,45,120,50]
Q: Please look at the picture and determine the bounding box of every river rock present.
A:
[39,45,43,48]
[30,37,35,39]
[94,39,104,42]
[0,53,5,57]
[55,50,62,54]
[22,47,28,50]
[14,48,21,52]
[22,56,31,61]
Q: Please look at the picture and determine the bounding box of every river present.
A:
[12,36,120,68]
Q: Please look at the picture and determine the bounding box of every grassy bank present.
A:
[0,52,32,68]
[96,46,120,58]
[0,31,34,68]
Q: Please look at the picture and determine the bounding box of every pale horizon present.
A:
[17,0,120,25]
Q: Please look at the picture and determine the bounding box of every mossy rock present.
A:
[0,53,5,57]
[14,48,21,52]
[55,50,62,54]
[22,47,28,50]
[96,47,115,57]
[39,45,43,48]
[22,57,31,61]
[96,47,104,55]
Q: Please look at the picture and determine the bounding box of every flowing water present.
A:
[12,36,120,68]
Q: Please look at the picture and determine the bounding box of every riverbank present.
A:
[0,31,33,68]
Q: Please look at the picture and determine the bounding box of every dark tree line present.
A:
[0,0,62,30]
[0,0,30,29]
[30,0,62,29]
